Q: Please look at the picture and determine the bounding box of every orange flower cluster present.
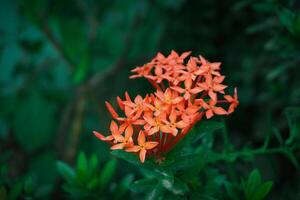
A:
[93,51,238,163]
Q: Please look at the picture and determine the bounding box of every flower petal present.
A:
[139,149,147,163]
[213,107,227,115]
[125,145,141,152]
[125,125,133,138]
[138,131,146,146]
[105,101,119,119]
[93,131,113,141]
[145,142,159,150]
[111,143,124,150]
[206,110,214,119]
[148,127,159,135]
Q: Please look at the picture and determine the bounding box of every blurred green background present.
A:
[0,0,299,199]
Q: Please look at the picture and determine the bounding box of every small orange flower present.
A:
[143,115,166,135]
[126,131,158,163]
[161,109,188,136]
[93,120,120,143]
[198,99,227,119]
[111,125,134,150]
[224,87,239,114]
[155,89,183,105]
[196,56,222,77]
[171,78,203,100]
[197,75,227,101]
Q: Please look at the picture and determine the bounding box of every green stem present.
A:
[222,118,230,151]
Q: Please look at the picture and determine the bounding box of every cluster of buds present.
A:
[93,51,238,163]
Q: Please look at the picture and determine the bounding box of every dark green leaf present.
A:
[252,181,273,200]
[245,169,261,200]
[278,8,295,34]
[131,178,158,193]
[113,174,134,200]
[89,154,99,175]
[169,153,204,172]
[163,177,188,195]
[76,152,88,181]
[24,177,34,194]
[87,177,98,190]
[56,161,75,181]
[111,150,155,168]
[192,121,224,144]
[168,121,223,156]
[145,183,165,200]
[99,159,117,188]
[225,182,240,200]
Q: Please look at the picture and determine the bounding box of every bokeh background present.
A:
[0,0,299,199]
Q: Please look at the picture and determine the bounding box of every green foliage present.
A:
[115,112,299,199]
[0,0,300,199]
[57,151,132,200]
[243,169,273,200]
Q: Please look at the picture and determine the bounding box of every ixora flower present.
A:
[93,51,238,163]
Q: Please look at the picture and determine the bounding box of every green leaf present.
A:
[56,161,75,181]
[13,93,57,152]
[156,168,174,191]
[245,169,261,200]
[87,177,98,190]
[168,121,223,156]
[99,159,117,188]
[192,121,224,144]
[62,184,86,198]
[113,174,134,200]
[252,181,273,200]
[225,182,240,200]
[145,183,165,200]
[89,154,99,175]
[24,177,34,194]
[169,153,204,172]
[278,8,296,34]
[131,179,158,193]
[111,150,155,168]
[163,177,188,195]
[76,152,88,181]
